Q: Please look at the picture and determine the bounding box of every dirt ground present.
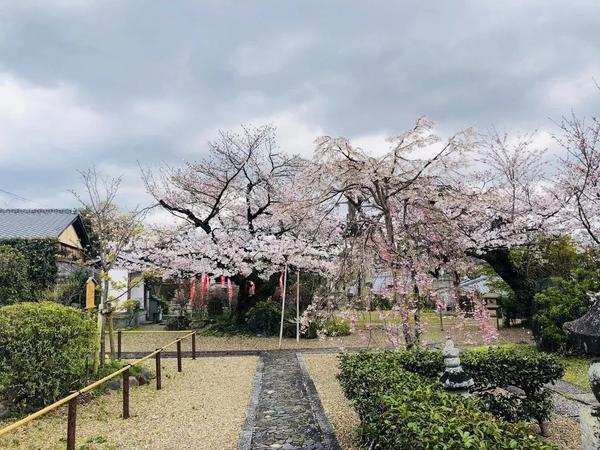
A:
[112,318,532,354]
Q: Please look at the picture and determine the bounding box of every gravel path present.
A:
[241,352,340,450]
[304,354,359,450]
[0,357,257,450]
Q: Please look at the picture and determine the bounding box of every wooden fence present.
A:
[0,331,197,450]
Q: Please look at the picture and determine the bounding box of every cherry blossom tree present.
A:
[140,125,340,322]
[307,117,483,347]
[554,112,600,246]
[458,130,557,322]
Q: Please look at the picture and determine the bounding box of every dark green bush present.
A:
[461,346,564,427]
[370,294,392,310]
[0,302,97,411]
[207,297,224,318]
[0,238,58,290]
[533,269,600,352]
[320,317,351,337]
[0,245,32,305]
[338,352,556,450]
[165,314,191,330]
[246,300,281,336]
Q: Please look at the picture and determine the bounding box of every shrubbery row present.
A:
[0,302,97,412]
[338,349,561,449]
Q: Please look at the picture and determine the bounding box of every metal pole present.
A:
[117,331,122,360]
[122,368,129,419]
[191,332,196,360]
[176,339,182,372]
[296,271,300,342]
[66,394,77,450]
[155,350,162,390]
[278,263,288,349]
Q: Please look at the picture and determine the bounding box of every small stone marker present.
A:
[440,338,473,397]
[580,360,600,450]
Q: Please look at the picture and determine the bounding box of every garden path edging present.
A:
[238,356,265,450]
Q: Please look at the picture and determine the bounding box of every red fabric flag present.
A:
[227,278,233,306]
[189,275,196,308]
[220,275,225,288]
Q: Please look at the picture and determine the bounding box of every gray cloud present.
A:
[0,0,599,208]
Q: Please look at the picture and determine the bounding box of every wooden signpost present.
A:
[85,277,98,310]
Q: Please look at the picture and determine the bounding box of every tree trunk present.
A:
[97,278,109,369]
[474,248,536,324]
[232,272,280,324]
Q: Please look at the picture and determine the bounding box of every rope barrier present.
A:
[0,331,195,439]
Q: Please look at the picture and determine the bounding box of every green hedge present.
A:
[0,238,58,290]
[0,245,32,305]
[462,346,564,427]
[338,352,556,449]
[0,302,97,411]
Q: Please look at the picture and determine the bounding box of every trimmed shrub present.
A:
[370,294,392,311]
[246,300,281,336]
[0,302,97,411]
[338,352,556,450]
[320,317,351,337]
[0,245,32,305]
[461,346,564,428]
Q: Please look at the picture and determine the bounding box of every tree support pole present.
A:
[296,271,300,342]
[278,263,288,349]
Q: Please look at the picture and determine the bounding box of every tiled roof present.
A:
[0,209,80,240]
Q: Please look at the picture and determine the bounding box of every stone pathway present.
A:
[546,379,598,417]
[238,351,340,450]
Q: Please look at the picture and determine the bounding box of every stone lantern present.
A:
[563,296,600,356]
[580,359,600,450]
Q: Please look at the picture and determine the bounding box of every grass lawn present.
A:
[0,357,257,450]
[557,355,592,388]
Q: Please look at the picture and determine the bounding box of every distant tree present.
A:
[73,167,145,367]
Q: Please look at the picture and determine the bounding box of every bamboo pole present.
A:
[0,331,194,438]
[278,263,288,349]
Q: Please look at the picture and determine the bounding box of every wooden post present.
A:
[117,331,122,359]
[66,394,77,450]
[107,315,115,359]
[191,332,196,360]
[122,368,130,419]
[176,339,182,372]
[155,350,162,390]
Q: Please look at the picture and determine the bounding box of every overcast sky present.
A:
[0,0,599,210]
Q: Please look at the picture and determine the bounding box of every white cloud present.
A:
[0,74,113,167]
[230,33,317,77]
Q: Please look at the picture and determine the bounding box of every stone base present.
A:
[580,406,600,450]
